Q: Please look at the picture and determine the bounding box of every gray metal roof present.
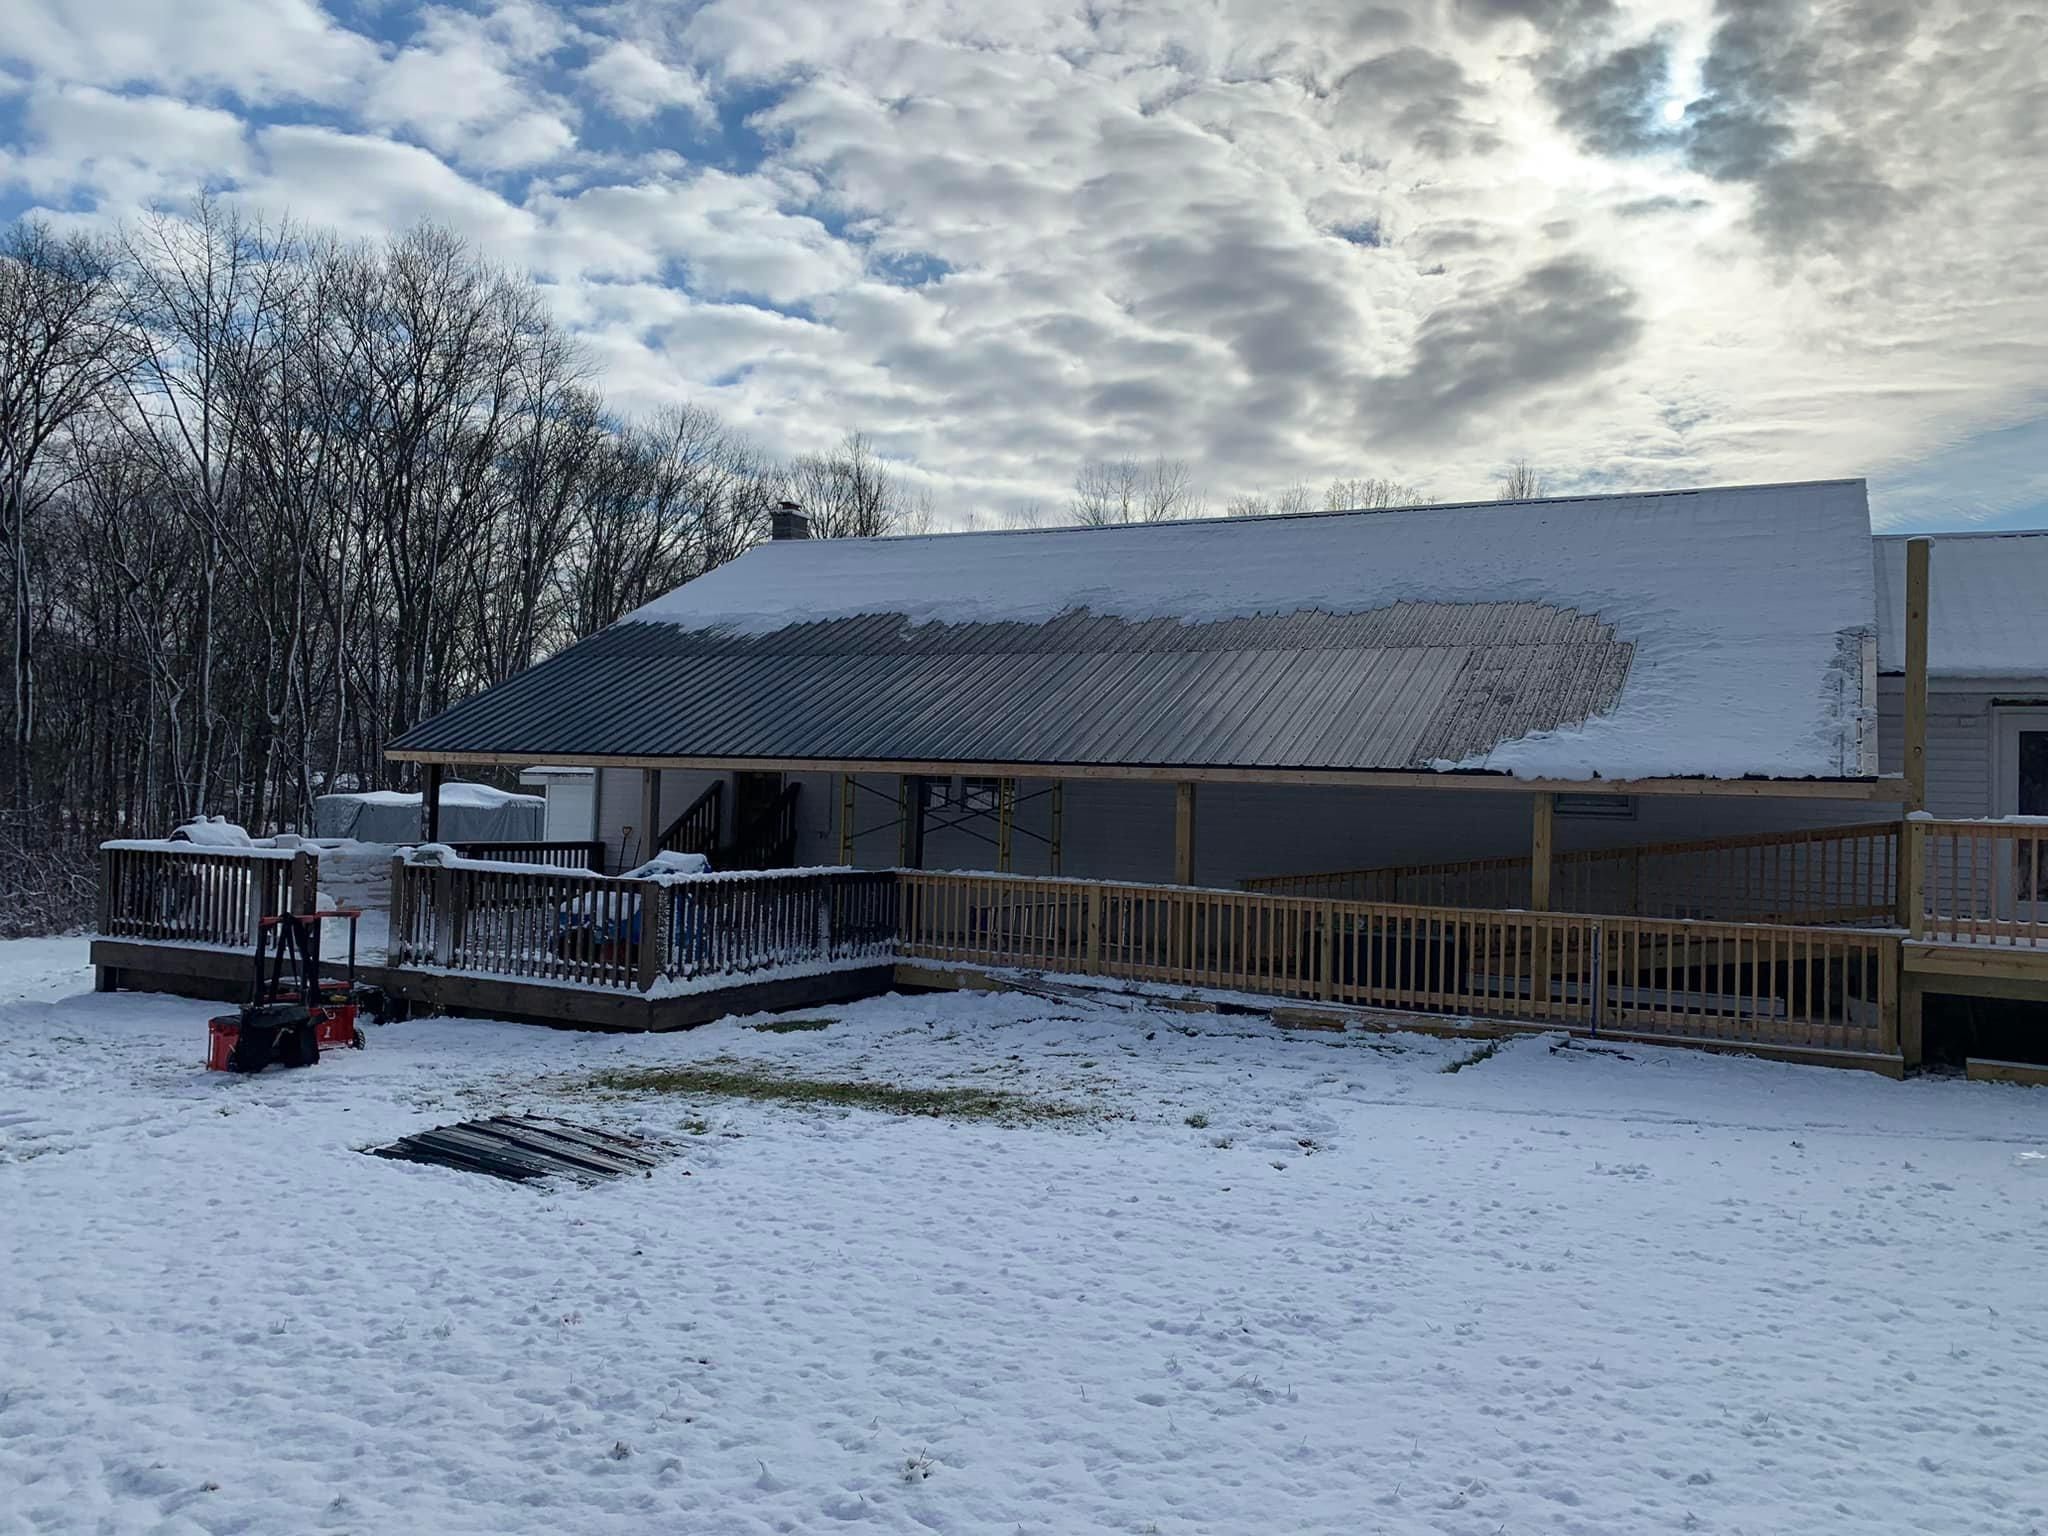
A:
[393,602,1631,769]
[1874,530,2048,676]
[392,480,1880,779]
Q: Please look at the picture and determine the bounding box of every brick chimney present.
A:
[771,500,812,540]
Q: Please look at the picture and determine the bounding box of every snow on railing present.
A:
[389,856,897,993]
[97,841,313,949]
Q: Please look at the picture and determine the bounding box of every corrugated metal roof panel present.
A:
[392,601,1633,770]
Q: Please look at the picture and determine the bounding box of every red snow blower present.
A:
[206,909,373,1073]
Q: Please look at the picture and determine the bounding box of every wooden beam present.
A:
[1050,781,1064,875]
[838,773,854,865]
[1904,535,1931,811]
[1529,791,1555,911]
[1898,814,1925,936]
[897,776,912,867]
[997,777,1016,872]
[1174,781,1196,886]
[636,768,660,867]
[381,748,1912,802]
[422,761,444,843]
[1903,943,2048,984]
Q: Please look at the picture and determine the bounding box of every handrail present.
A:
[97,843,315,949]
[660,781,724,858]
[1911,818,2048,948]
[898,870,1896,1053]
[447,839,604,870]
[389,858,892,992]
[728,782,802,870]
[1242,821,1900,925]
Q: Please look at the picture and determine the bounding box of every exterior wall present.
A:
[1871,674,2048,819]
[802,773,1897,887]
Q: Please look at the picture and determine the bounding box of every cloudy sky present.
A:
[3,0,2044,529]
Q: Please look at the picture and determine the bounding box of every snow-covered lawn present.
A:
[3,940,2046,1536]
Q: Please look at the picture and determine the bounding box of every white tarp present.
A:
[312,782,544,843]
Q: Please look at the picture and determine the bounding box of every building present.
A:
[390,480,1909,884]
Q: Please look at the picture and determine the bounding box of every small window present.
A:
[961,777,1002,814]
[1555,793,1635,820]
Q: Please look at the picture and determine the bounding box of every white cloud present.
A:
[0,0,375,105]
[2,0,2045,526]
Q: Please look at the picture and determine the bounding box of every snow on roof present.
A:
[616,481,1878,781]
[1874,530,2048,677]
[315,783,542,810]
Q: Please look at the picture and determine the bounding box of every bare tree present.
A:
[1226,481,1315,518]
[0,221,128,808]
[1070,455,1201,526]
[782,430,908,539]
[1323,476,1422,511]
[1496,459,1548,500]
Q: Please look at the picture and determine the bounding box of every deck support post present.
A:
[1899,971,1925,1070]
[1530,792,1555,911]
[1530,791,1556,1015]
[838,774,855,865]
[637,769,661,866]
[898,776,914,868]
[422,761,444,844]
[997,777,1016,871]
[1174,782,1197,887]
[1903,536,1930,812]
[1050,781,1064,875]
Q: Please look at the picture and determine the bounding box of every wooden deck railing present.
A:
[98,842,314,948]
[898,872,1898,1054]
[1912,819,2048,948]
[1241,822,1900,926]
[390,859,896,991]
[445,839,605,870]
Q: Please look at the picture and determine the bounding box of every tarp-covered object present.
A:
[313,782,544,843]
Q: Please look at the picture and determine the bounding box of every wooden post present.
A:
[838,773,855,865]
[637,768,661,865]
[1899,970,1925,1070]
[1903,536,1931,812]
[431,868,456,966]
[1530,792,1555,911]
[1174,782,1197,887]
[635,880,664,992]
[388,856,410,964]
[422,761,444,844]
[1902,817,1927,939]
[289,850,318,916]
[1085,884,1103,974]
[997,777,1016,872]
[1050,781,1064,875]
[897,776,913,868]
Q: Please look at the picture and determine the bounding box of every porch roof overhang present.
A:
[383,745,1910,801]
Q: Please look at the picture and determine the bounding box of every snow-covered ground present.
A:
[3,939,2045,1536]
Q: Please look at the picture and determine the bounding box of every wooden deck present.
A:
[89,827,2048,1065]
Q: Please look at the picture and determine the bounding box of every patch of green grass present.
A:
[1440,1038,1506,1074]
[745,1016,836,1034]
[588,1062,1090,1125]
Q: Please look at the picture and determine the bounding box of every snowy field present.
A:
[3,939,2046,1536]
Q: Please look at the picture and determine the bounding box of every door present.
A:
[1991,709,2048,910]
[732,772,785,833]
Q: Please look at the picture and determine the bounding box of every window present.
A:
[961,777,1002,814]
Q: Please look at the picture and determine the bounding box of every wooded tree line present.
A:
[0,206,927,853]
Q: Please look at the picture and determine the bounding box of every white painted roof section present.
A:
[622,480,1877,782]
[1874,531,2048,677]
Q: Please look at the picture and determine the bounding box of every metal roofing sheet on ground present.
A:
[392,480,1880,780]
